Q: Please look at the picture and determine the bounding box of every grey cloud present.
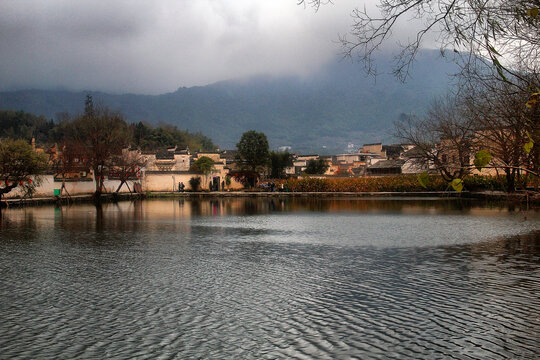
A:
[0,0,428,94]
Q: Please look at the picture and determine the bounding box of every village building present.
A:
[360,143,413,160]
[192,152,229,190]
[136,146,246,192]
[220,150,238,169]
[142,146,191,172]
[45,143,93,182]
[367,159,406,175]
[9,133,520,199]
[286,154,319,175]
[329,152,385,176]
[360,143,386,158]
[400,146,435,174]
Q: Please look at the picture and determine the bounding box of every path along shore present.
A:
[2,190,538,208]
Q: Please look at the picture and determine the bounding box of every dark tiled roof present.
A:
[402,146,425,158]
[220,150,237,159]
[174,148,190,155]
[368,159,406,169]
[382,144,404,158]
[363,142,382,146]
[156,151,175,160]
[351,167,366,175]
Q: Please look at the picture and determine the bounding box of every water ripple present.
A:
[0,199,539,359]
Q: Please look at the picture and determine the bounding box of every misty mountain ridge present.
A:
[0,49,458,153]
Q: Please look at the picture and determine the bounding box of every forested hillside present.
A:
[0,50,457,153]
[0,110,217,151]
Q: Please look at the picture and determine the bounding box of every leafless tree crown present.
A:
[300,0,539,86]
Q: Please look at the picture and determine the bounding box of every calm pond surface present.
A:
[0,197,539,359]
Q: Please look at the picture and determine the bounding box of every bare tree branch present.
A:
[304,0,540,87]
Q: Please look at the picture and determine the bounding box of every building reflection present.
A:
[0,198,537,239]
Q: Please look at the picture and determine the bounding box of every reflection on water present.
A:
[0,198,539,359]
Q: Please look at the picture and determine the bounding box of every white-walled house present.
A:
[4,147,247,198]
[142,147,191,172]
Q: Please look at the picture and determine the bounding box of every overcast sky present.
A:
[0,0,426,94]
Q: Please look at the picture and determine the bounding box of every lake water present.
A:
[0,198,539,359]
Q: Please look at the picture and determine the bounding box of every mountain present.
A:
[0,50,458,153]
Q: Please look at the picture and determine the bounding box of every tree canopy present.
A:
[0,110,55,144]
[304,158,329,175]
[304,0,538,192]
[236,130,270,172]
[0,110,217,153]
[190,156,215,175]
[131,122,216,152]
[0,139,48,196]
[269,151,292,178]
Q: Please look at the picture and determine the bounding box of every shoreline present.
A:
[2,190,538,208]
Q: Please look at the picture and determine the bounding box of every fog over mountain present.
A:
[0,0,430,95]
[0,50,458,153]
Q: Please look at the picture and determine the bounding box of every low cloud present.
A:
[0,0,431,94]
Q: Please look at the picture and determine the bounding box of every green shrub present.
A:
[463,175,506,191]
[189,177,201,191]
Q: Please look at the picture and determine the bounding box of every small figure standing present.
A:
[179,182,185,193]
[270,182,275,192]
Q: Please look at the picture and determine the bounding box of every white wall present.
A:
[143,173,204,192]
[5,171,245,198]
[5,175,137,198]
[143,172,244,191]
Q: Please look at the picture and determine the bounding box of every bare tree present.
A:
[395,95,477,182]
[304,0,539,192]
[111,148,146,193]
[51,140,90,200]
[397,79,539,191]
[463,77,539,191]
[69,97,130,197]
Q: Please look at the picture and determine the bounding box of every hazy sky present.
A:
[0,0,424,94]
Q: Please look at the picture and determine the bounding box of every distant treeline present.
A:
[0,109,217,151]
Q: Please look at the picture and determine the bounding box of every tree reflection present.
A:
[470,230,540,262]
[190,200,202,216]
[95,202,104,233]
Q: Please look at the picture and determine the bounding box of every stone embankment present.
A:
[2,190,538,208]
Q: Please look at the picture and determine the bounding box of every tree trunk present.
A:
[0,186,16,219]
[93,166,103,199]
[115,180,125,193]
[505,168,516,193]
[95,202,104,232]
